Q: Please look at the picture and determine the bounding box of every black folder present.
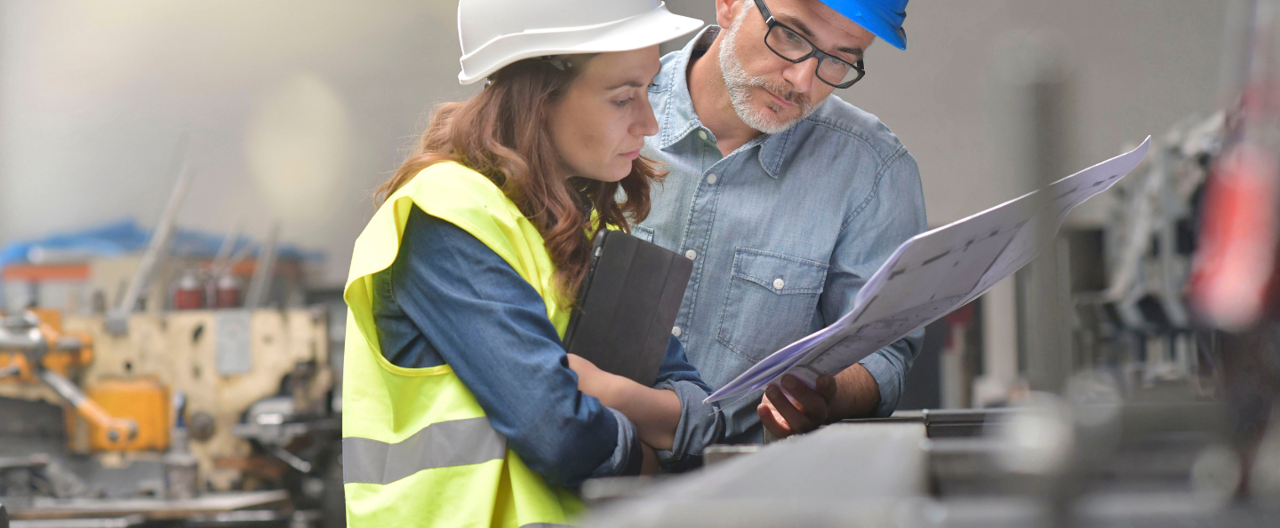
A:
[562,230,693,387]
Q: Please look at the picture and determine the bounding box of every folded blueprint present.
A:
[705,137,1152,405]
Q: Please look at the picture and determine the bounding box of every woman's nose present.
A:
[635,95,659,137]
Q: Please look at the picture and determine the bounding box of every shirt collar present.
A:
[654,26,717,151]
[654,25,797,180]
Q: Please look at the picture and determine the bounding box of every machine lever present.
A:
[38,369,138,443]
[270,446,313,474]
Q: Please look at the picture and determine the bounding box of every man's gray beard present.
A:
[719,5,815,135]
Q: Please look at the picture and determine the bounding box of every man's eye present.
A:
[783,27,803,43]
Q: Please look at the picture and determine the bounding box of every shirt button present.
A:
[706,173,718,185]
[685,249,697,260]
[672,326,682,338]
[698,130,708,141]
[773,278,785,290]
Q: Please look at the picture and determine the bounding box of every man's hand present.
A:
[757,374,837,439]
[758,365,882,439]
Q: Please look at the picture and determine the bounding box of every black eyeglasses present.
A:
[752,0,865,89]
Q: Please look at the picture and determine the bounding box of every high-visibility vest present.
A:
[342,161,583,527]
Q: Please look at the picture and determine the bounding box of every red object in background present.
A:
[1187,143,1280,330]
[214,273,242,309]
[173,271,205,310]
[942,302,977,349]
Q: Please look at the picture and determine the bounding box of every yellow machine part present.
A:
[73,377,171,452]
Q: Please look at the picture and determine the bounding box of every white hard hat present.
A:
[457,0,703,85]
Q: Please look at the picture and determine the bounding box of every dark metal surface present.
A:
[584,401,1277,527]
[10,515,144,528]
[582,423,927,527]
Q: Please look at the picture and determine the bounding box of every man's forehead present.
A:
[769,0,876,54]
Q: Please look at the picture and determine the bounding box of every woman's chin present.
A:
[581,166,632,183]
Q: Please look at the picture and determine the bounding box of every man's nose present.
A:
[781,57,819,94]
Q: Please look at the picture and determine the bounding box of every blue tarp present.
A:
[0,219,323,272]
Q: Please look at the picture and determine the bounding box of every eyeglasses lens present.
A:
[765,25,863,88]
[765,25,811,59]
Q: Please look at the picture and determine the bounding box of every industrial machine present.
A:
[0,307,340,526]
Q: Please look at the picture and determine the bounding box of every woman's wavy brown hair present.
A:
[375,56,664,303]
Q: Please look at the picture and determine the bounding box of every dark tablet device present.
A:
[562,230,693,387]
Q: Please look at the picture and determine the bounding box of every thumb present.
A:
[816,374,837,402]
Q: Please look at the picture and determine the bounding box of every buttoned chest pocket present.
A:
[717,248,828,363]
[632,225,655,243]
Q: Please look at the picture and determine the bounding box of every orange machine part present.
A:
[78,377,171,452]
[39,331,94,376]
[0,352,33,383]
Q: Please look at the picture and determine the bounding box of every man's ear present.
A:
[714,0,744,29]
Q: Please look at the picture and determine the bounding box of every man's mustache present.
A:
[752,79,809,108]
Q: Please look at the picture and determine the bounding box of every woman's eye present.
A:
[613,97,633,108]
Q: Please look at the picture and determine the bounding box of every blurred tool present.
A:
[1189,1,1280,331]
[1072,114,1222,392]
[163,392,199,499]
[1185,0,1280,505]
[0,310,137,446]
[107,136,193,335]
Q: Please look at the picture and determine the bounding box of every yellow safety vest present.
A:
[342,161,583,527]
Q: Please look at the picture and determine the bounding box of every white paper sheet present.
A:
[705,137,1152,405]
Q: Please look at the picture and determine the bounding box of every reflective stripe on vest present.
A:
[342,417,507,485]
[342,162,584,527]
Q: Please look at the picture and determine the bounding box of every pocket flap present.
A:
[632,224,655,243]
[731,249,828,295]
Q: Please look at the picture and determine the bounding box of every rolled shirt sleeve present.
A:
[653,335,725,471]
[822,150,929,417]
[375,207,642,486]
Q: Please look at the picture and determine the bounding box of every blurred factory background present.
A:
[0,0,1224,285]
[3,0,1279,527]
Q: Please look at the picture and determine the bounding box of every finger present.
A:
[765,385,811,433]
[757,395,794,438]
[781,375,829,424]
[816,374,838,402]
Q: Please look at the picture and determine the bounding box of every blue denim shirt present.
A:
[637,27,928,442]
[372,207,722,485]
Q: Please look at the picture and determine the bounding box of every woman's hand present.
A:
[565,353,681,451]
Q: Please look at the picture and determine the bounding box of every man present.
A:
[638,0,925,444]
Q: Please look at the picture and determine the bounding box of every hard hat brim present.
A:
[820,0,907,50]
[459,4,703,85]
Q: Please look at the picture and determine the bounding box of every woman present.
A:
[341,1,717,527]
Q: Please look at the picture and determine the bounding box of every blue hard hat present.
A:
[818,0,908,50]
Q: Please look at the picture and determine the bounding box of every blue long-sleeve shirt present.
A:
[638,27,928,442]
[370,207,722,485]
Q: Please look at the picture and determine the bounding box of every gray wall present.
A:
[663,0,1227,225]
[0,1,476,284]
[0,0,1229,285]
